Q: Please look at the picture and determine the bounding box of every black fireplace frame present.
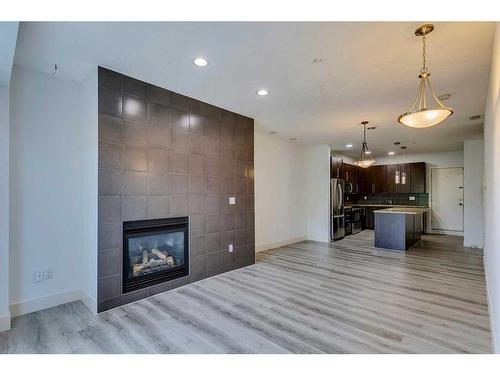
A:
[122,217,190,293]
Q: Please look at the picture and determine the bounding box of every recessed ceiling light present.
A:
[269,131,277,135]
[193,57,208,67]
[388,151,396,156]
[257,89,269,96]
[437,93,452,101]
[346,144,353,148]
[313,58,324,64]
[290,138,298,141]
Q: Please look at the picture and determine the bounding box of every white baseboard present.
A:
[9,289,81,318]
[256,237,307,252]
[0,312,11,332]
[79,289,97,315]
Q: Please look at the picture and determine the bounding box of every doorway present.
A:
[431,167,464,233]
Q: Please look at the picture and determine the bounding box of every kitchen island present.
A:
[374,207,429,251]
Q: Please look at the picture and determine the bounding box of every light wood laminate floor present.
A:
[0,231,491,353]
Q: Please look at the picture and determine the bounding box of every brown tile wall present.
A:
[97,67,255,312]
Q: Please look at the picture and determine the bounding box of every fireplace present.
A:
[123,217,189,293]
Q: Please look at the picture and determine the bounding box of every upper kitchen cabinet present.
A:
[342,163,358,193]
[330,156,343,179]
[410,162,426,193]
[385,164,399,193]
[371,165,386,193]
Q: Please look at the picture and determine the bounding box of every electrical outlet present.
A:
[44,269,53,280]
[409,196,416,201]
[364,196,367,200]
[228,243,234,253]
[229,197,235,205]
[33,271,44,283]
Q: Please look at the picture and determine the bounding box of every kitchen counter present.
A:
[374,207,426,251]
[345,204,429,208]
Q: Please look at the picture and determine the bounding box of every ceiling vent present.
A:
[468,114,482,121]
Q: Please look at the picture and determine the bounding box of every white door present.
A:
[431,167,464,232]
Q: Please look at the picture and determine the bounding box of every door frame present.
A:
[429,166,464,235]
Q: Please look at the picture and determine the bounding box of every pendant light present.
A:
[354,121,376,168]
[398,24,453,128]
[401,146,407,184]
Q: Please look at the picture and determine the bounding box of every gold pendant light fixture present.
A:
[398,24,453,128]
[354,121,376,168]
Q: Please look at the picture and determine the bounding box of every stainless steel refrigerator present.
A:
[330,178,345,241]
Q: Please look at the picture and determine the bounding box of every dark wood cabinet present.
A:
[330,157,343,179]
[409,162,426,193]
[342,163,358,193]
[370,165,386,193]
[385,164,399,193]
[398,164,411,193]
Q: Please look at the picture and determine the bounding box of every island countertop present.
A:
[374,207,430,215]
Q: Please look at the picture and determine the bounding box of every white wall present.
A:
[304,145,331,242]
[9,66,92,316]
[483,22,500,354]
[464,140,484,248]
[0,87,11,331]
[80,69,98,313]
[254,131,307,251]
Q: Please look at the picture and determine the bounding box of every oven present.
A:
[352,207,362,234]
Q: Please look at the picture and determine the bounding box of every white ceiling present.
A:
[13,22,495,156]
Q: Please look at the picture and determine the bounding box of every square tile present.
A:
[206,138,220,159]
[235,145,248,161]
[148,174,170,195]
[207,157,221,177]
[148,149,169,173]
[149,85,171,106]
[171,174,189,194]
[146,124,171,149]
[191,255,206,275]
[222,158,234,178]
[222,195,235,214]
[207,117,221,139]
[221,177,234,195]
[189,154,206,175]
[123,195,147,220]
[190,175,206,194]
[206,252,222,271]
[189,113,206,135]
[222,214,235,231]
[190,236,207,257]
[247,195,255,212]
[247,212,255,228]
[170,130,189,152]
[123,76,148,98]
[98,248,122,278]
[171,92,190,112]
[206,232,221,253]
[99,196,122,223]
[221,122,234,144]
[123,171,147,195]
[207,195,221,215]
[123,95,147,123]
[123,146,147,171]
[170,109,189,132]
[235,195,247,213]
[235,212,247,228]
[169,152,188,174]
[149,281,172,296]
[98,222,122,250]
[189,134,206,155]
[207,176,220,194]
[222,144,234,159]
[190,215,206,236]
[189,195,206,215]
[149,103,170,127]
[246,227,255,244]
[123,122,147,147]
[235,227,246,246]
[247,177,255,194]
[221,110,235,125]
[99,114,123,144]
[235,177,247,195]
[235,161,247,178]
[98,274,122,301]
[98,86,122,118]
[99,142,122,169]
[222,251,235,267]
[99,168,122,195]
[123,288,150,304]
[170,195,188,216]
[206,215,221,233]
[98,68,122,91]
[148,195,170,219]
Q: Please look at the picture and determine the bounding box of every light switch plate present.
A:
[229,197,236,205]
[33,271,44,283]
[228,244,234,253]
[409,196,416,201]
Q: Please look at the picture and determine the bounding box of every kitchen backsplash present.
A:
[345,193,429,207]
